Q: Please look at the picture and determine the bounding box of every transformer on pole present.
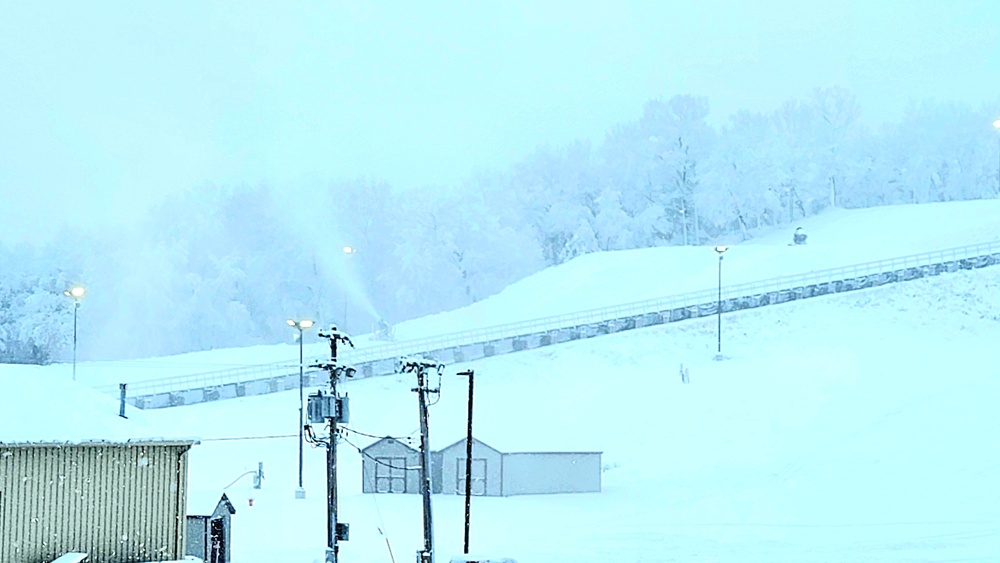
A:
[306,325,355,563]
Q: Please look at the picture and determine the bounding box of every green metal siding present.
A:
[0,443,190,563]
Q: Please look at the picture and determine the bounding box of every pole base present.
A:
[294,487,306,499]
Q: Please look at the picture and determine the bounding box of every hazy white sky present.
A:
[2,1,998,243]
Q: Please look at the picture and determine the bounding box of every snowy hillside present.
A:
[38,199,1000,389]
[6,200,1000,561]
[137,263,1000,563]
[390,199,1000,341]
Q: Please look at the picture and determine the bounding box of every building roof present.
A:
[436,436,503,455]
[187,491,236,517]
[0,367,197,446]
[431,431,602,455]
[360,436,418,453]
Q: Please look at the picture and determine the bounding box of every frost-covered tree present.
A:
[6,88,999,361]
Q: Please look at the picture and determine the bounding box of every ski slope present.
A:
[45,199,1000,389]
[390,200,1000,341]
[4,200,1000,562]
[135,262,1000,563]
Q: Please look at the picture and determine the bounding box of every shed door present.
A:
[375,457,407,493]
[210,518,225,563]
[456,458,487,495]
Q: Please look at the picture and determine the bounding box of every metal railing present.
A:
[98,239,1000,397]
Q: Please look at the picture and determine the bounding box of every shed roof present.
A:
[360,436,418,453]
[436,436,503,456]
[431,430,602,455]
[0,368,197,446]
[187,491,236,517]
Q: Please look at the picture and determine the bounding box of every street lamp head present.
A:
[286,319,296,327]
[300,319,314,329]
[343,246,357,255]
[64,285,86,300]
[993,119,1000,131]
[713,245,728,255]
[287,319,315,330]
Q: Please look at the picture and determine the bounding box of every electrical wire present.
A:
[341,426,413,443]
[341,434,417,472]
[427,367,444,406]
[200,434,296,442]
[369,491,397,563]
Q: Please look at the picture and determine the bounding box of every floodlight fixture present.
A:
[64,285,86,300]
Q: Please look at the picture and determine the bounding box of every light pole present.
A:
[63,285,86,381]
[342,246,357,331]
[287,318,315,499]
[713,246,728,359]
[993,119,1000,194]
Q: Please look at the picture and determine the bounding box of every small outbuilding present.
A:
[186,492,236,563]
[361,437,421,494]
[361,435,602,497]
[498,450,602,495]
[436,437,503,496]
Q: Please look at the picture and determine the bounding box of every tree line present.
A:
[2,88,998,363]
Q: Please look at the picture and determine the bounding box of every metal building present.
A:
[186,492,236,563]
[0,371,196,563]
[0,440,194,563]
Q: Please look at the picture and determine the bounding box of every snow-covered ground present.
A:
[41,199,1000,389]
[6,200,1000,561]
[139,264,1000,563]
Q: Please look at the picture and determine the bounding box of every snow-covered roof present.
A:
[187,490,235,517]
[0,366,197,446]
[360,436,417,453]
[434,434,602,455]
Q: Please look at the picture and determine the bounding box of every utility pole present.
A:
[308,325,355,563]
[400,357,444,563]
[457,369,475,554]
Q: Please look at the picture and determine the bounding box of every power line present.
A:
[341,426,416,444]
[370,492,398,563]
[341,434,417,472]
[200,434,296,442]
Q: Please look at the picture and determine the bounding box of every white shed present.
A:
[435,436,601,497]
[361,437,421,494]
[362,434,602,497]
[500,451,602,495]
[436,437,504,497]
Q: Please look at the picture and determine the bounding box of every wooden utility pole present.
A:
[457,370,475,554]
[400,357,444,563]
[311,326,354,563]
[417,368,434,563]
